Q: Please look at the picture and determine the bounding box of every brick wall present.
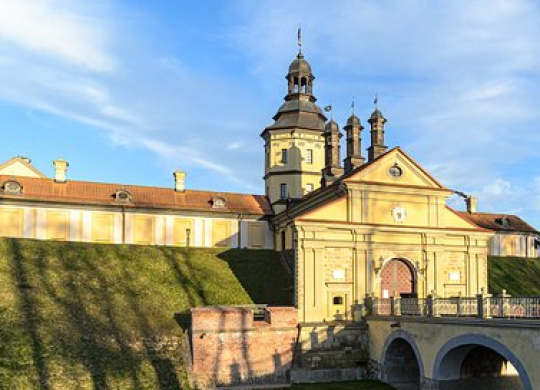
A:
[190,306,298,388]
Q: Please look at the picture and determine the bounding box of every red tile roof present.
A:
[456,211,538,234]
[0,175,272,216]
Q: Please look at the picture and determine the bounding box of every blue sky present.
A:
[1,0,540,227]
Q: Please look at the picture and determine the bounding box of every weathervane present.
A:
[374,94,379,109]
[351,96,355,115]
[297,24,302,55]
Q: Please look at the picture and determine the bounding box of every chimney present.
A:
[466,196,477,214]
[174,169,186,192]
[53,158,69,183]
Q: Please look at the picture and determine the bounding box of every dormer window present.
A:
[2,180,22,195]
[211,196,227,209]
[496,217,510,228]
[114,189,132,204]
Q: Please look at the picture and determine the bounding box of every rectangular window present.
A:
[0,208,23,238]
[280,183,288,199]
[133,215,154,245]
[46,211,69,241]
[173,218,193,246]
[212,220,231,247]
[91,213,114,243]
[306,149,313,164]
[281,149,288,164]
[306,183,314,193]
[248,222,265,248]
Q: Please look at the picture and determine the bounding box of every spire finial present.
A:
[297,24,302,55]
[351,96,355,115]
[374,94,379,109]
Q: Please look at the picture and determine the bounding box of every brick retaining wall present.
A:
[190,306,298,388]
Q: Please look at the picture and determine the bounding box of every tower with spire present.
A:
[261,28,327,212]
[322,118,344,186]
[343,100,365,172]
[367,104,388,161]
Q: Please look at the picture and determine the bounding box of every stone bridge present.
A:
[368,316,540,390]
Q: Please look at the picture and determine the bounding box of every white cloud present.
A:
[482,179,513,197]
[0,0,116,72]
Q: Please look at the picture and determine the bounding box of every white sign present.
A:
[332,269,345,280]
[449,271,461,281]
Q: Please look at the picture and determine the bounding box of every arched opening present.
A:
[435,336,530,390]
[380,258,416,298]
[382,337,421,389]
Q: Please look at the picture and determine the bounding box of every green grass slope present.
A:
[0,238,292,390]
[489,256,540,296]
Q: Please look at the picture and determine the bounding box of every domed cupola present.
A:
[287,52,314,96]
[325,119,340,133]
[346,114,361,127]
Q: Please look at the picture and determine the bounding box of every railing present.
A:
[373,298,392,316]
[433,297,477,317]
[400,298,428,316]
[369,293,540,320]
[489,297,540,318]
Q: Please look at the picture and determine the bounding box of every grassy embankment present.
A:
[489,256,540,295]
[0,238,292,390]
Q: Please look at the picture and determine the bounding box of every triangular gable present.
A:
[344,147,444,189]
[0,157,46,178]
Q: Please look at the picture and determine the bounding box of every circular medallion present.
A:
[389,165,403,178]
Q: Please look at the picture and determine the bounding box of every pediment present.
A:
[344,148,444,189]
[0,157,46,178]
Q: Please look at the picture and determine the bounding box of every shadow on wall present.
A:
[217,249,294,305]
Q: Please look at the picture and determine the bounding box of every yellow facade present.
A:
[46,211,70,241]
[91,213,114,243]
[173,218,193,246]
[263,130,326,212]
[275,148,493,322]
[133,215,155,245]
[212,220,231,247]
[0,208,23,237]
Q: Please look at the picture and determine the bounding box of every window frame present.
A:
[280,183,288,199]
[281,149,288,164]
[306,149,313,164]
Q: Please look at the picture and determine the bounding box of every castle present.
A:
[0,43,538,322]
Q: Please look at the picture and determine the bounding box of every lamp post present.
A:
[186,228,191,248]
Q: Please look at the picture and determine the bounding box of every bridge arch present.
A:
[433,333,532,390]
[380,330,424,388]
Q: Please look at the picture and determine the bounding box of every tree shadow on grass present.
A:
[7,238,51,390]
[6,239,187,390]
[217,249,294,305]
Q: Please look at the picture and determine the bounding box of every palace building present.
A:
[0,44,538,322]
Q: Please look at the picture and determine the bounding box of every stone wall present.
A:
[190,306,298,388]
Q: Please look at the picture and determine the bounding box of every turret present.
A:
[367,108,388,161]
[343,114,365,173]
[322,119,343,186]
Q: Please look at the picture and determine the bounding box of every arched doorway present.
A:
[382,336,421,389]
[380,258,416,298]
[434,335,531,390]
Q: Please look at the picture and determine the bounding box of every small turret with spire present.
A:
[344,98,365,172]
[322,108,344,186]
[367,95,388,161]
